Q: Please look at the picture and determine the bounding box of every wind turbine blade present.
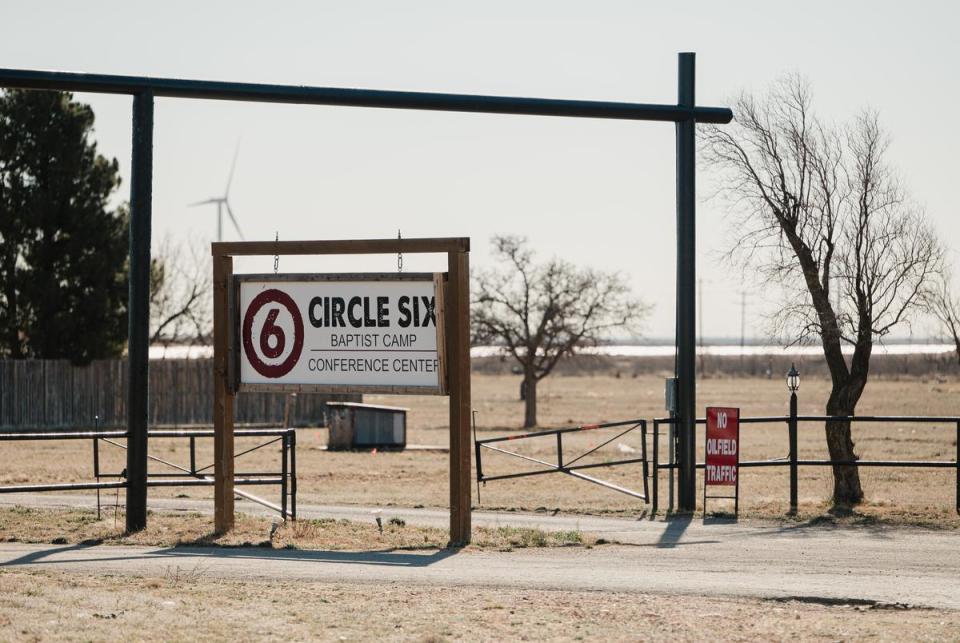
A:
[225,201,245,240]
[224,141,240,197]
[188,198,218,207]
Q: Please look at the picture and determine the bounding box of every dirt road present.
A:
[1,494,958,610]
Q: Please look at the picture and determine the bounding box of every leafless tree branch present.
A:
[150,237,212,347]
[472,235,650,427]
[701,75,943,505]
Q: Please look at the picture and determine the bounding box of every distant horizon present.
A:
[600,335,955,346]
[147,338,957,361]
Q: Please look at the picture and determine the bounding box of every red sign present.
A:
[705,407,739,486]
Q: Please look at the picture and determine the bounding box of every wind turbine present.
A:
[189,145,245,241]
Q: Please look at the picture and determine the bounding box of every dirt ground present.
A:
[1,567,957,642]
[1,374,957,525]
[0,506,586,552]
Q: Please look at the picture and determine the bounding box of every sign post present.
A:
[704,406,740,515]
[212,238,472,545]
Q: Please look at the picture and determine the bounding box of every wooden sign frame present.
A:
[211,237,472,545]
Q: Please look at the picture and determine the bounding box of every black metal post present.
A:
[189,436,196,475]
[652,420,659,514]
[789,391,799,514]
[640,421,650,501]
[93,435,101,520]
[676,52,697,512]
[281,433,288,520]
[556,433,564,469]
[125,90,153,533]
[956,420,959,515]
[669,409,676,512]
[474,440,484,482]
[290,430,297,520]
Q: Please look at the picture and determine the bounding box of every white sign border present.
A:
[230,272,448,396]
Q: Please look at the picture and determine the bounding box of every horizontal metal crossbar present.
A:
[0,431,128,441]
[475,418,647,445]
[148,429,296,438]
[146,477,282,486]
[97,471,285,478]
[655,416,960,425]
[0,428,295,441]
[657,460,957,470]
[0,68,733,124]
[479,456,649,482]
[0,481,126,493]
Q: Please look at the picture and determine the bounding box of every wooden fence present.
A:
[0,359,358,430]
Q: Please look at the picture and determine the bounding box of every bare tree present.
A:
[150,237,212,347]
[702,76,942,506]
[472,236,649,428]
[930,273,960,367]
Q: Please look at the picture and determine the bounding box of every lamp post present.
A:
[787,363,800,514]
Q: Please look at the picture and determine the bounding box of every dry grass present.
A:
[0,567,957,641]
[0,506,590,552]
[1,374,958,526]
[1,374,956,640]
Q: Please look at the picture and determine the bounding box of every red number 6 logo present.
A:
[242,289,304,378]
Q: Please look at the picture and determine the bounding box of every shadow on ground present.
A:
[1,542,462,569]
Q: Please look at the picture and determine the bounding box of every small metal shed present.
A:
[326,402,407,451]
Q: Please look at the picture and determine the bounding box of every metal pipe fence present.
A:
[0,427,297,520]
[651,413,960,515]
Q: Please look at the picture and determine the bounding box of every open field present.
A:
[3,567,958,642]
[1,374,957,525]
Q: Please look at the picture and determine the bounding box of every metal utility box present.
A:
[326,402,407,451]
[664,377,679,413]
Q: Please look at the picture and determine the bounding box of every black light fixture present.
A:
[786,363,800,392]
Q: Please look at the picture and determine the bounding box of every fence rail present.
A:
[0,358,358,429]
[0,427,297,520]
[651,414,960,515]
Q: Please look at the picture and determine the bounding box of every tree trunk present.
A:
[523,374,537,428]
[2,259,21,358]
[825,391,864,506]
[949,330,960,369]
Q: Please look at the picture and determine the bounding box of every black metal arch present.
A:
[0,66,732,123]
[0,52,730,530]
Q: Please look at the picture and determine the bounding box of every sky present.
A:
[1,1,957,340]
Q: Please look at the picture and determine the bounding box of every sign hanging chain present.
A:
[274,232,280,274]
[397,229,402,273]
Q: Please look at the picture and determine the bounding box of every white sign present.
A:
[237,275,444,392]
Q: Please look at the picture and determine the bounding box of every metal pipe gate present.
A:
[0,427,297,521]
[475,419,649,501]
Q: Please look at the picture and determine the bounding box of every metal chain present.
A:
[397,229,402,273]
[273,232,279,274]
